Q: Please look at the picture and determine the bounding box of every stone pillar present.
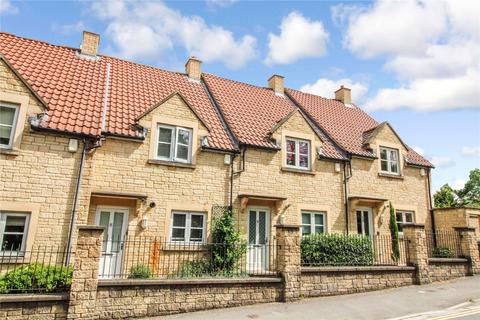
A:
[67,226,104,319]
[403,224,430,284]
[455,227,480,275]
[275,224,301,302]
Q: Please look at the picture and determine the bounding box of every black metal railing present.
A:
[0,246,71,294]
[426,230,463,258]
[98,237,278,279]
[301,234,409,267]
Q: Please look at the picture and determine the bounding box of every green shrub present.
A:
[389,202,400,261]
[209,208,247,274]
[301,233,374,266]
[0,264,72,294]
[433,247,454,258]
[128,264,153,279]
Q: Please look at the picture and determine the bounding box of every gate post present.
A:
[67,226,104,319]
[275,224,301,302]
[403,224,430,284]
[455,227,480,275]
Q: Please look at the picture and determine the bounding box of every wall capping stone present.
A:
[0,293,69,303]
[301,266,415,273]
[402,223,425,229]
[428,258,469,264]
[98,277,282,287]
[453,227,476,232]
[77,225,105,231]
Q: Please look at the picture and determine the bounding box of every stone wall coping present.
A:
[0,293,69,303]
[301,266,416,273]
[274,224,301,229]
[97,277,282,287]
[401,223,425,229]
[77,225,105,231]
[428,258,469,264]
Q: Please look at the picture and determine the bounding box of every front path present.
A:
[146,276,479,320]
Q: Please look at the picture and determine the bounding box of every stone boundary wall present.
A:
[94,278,282,319]
[300,266,416,298]
[0,294,68,320]
[427,258,470,282]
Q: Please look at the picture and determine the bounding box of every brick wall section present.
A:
[275,224,301,302]
[94,279,282,319]
[0,295,68,320]
[427,259,470,282]
[67,226,104,320]
[300,266,415,298]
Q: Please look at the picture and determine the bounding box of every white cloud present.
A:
[0,0,18,14]
[265,11,329,65]
[336,0,480,111]
[91,1,257,68]
[205,0,237,8]
[461,146,480,157]
[430,156,455,168]
[300,78,367,103]
[452,179,466,190]
[56,21,87,35]
[412,146,425,157]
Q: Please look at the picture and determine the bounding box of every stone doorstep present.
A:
[0,293,69,303]
[97,277,283,287]
[301,266,416,273]
[428,258,469,264]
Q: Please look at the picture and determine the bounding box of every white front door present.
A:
[356,208,373,236]
[247,207,270,271]
[95,207,128,279]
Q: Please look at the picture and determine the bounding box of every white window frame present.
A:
[301,211,326,236]
[396,210,415,234]
[0,212,30,255]
[170,211,206,244]
[285,137,311,170]
[156,124,193,163]
[380,146,400,175]
[0,103,20,149]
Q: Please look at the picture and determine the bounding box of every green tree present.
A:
[389,202,400,261]
[456,168,480,208]
[434,184,458,208]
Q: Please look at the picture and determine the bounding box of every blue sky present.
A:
[1,0,479,191]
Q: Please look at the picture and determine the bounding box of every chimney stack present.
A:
[80,31,100,57]
[268,74,284,95]
[335,85,351,104]
[185,56,202,81]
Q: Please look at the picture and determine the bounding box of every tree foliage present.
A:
[433,168,480,208]
[389,202,400,261]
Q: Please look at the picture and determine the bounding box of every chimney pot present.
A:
[335,85,352,104]
[185,56,202,80]
[268,74,284,95]
[80,31,100,57]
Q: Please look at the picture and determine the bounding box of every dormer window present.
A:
[156,124,192,163]
[0,103,19,149]
[285,137,310,170]
[380,146,400,175]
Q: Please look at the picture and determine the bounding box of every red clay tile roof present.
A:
[286,88,433,167]
[203,73,345,159]
[0,32,234,151]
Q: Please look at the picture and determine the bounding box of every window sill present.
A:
[148,159,196,169]
[162,243,207,251]
[281,167,316,175]
[378,172,404,180]
[0,147,20,156]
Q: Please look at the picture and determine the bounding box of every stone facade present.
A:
[427,259,470,282]
[403,224,430,284]
[300,266,415,298]
[0,296,68,320]
[434,208,480,237]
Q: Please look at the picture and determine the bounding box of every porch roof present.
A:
[348,195,388,204]
[91,191,148,200]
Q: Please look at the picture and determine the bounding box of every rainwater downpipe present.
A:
[65,139,88,265]
[343,160,351,234]
[427,167,437,246]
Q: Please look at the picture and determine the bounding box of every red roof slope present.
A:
[286,88,433,167]
[0,32,234,150]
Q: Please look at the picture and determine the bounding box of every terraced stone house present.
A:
[0,31,433,277]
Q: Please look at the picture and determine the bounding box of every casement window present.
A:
[170,212,206,243]
[0,103,19,149]
[157,124,192,163]
[285,137,310,170]
[301,211,325,236]
[396,210,414,234]
[0,212,30,253]
[380,147,400,175]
